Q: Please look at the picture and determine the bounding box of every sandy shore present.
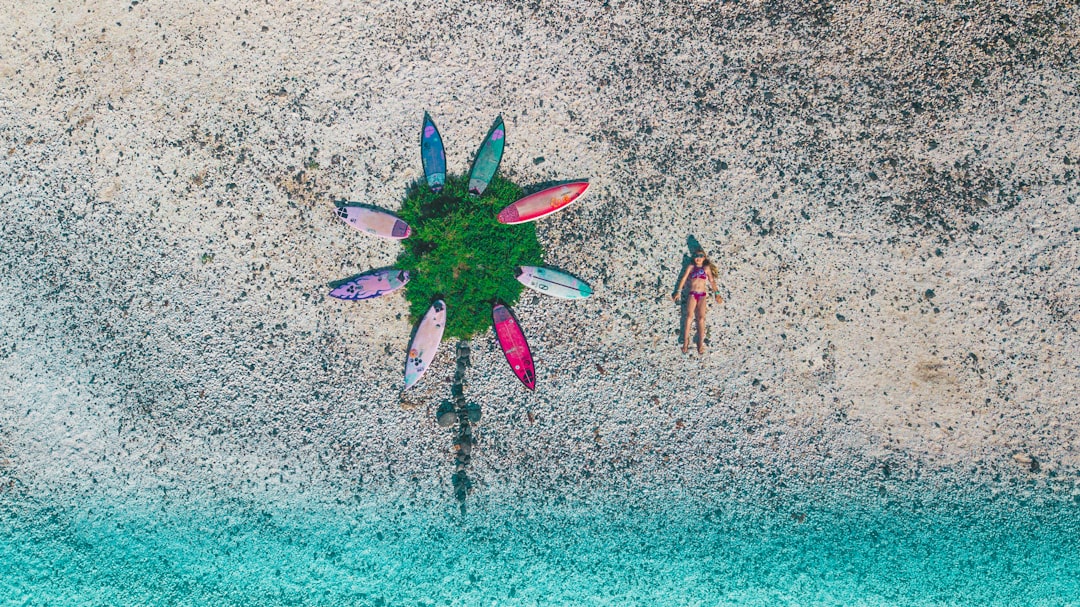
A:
[1,0,1078,512]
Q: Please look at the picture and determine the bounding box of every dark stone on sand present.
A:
[533,156,545,164]
[465,402,481,422]
[925,289,936,299]
[437,401,457,427]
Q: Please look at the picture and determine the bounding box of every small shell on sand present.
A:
[1013,453,1040,472]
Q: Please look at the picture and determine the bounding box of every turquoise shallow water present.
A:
[2,487,1078,606]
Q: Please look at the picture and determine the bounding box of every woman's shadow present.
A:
[661,235,705,349]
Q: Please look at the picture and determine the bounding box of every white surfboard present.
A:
[516,266,593,299]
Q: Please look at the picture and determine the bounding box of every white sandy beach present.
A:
[1,0,1078,514]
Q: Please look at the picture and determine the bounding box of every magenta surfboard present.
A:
[496,182,589,224]
[492,304,535,391]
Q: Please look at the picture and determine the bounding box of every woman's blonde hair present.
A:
[693,250,720,282]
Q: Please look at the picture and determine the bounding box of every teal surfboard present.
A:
[420,112,446,192]
[467,116,505,197]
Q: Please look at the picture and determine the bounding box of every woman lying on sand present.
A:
[672,249,723,354]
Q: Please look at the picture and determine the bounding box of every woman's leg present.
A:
[683,296,698,353]
[695,297,708,353]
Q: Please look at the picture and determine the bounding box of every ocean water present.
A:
[2,485,1078,606]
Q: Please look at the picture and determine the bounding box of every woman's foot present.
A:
[681,343,689,355]
[697,344,706,355]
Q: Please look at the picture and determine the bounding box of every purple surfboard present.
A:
[328,269,410,300]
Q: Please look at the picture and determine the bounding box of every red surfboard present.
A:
[492,304,536,390]
[496,182,589,224]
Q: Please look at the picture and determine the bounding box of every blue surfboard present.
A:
[420,112,446,193]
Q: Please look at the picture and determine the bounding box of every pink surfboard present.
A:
[404,300,446,389]
[328,269,409,300]
[497,182,589,224]
[336,205,411,239]
[492,304,535,391]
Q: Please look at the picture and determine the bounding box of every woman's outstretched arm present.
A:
[672,265,691,301]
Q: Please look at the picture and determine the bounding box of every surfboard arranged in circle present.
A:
[328,269,410,301]
[336,204,411,239]
[404,300,446,389]
[420,112,446,193]
[467,116,505,197]
[516,266,592,300]
[492,303,535,391]
[497,181,589,224]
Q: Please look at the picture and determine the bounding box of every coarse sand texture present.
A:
[1,0,1078,604]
